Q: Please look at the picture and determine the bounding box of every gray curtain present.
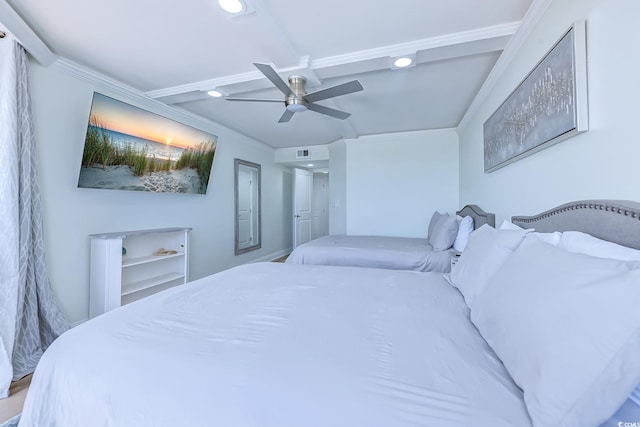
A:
[0,36,68,398]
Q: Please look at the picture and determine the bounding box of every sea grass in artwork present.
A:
[78,92,218,194]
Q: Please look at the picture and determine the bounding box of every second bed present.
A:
[285,204,494,272]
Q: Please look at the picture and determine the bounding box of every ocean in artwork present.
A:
[94,127,186,162]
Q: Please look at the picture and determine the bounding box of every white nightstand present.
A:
[450,252,462,270]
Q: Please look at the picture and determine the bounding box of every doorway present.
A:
[293,168,312,249]
[311,173,329,240]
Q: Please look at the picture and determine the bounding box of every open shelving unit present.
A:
[89,227,191,317]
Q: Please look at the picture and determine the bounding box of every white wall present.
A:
[328,140,347,234]
[274,145,329,163]
[458,0,640,223]
[29,61,291,324]
[345,129,459,237]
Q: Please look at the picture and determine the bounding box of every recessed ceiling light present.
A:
[207,90,223,98]
[306,163,314,167]
[393,57,413,68]
[218,0,245,14]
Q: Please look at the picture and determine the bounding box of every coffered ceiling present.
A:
[2,0,534,148]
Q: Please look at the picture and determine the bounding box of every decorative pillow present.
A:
[428,213,458,251]
[471,237,640,427]
[445,224,529,307]
[452,215,474,252]
[427,211,444,240]
[559,230,640,261]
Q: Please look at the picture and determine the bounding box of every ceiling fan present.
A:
[225,63,364,123]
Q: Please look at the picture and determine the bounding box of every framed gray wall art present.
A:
[483,21,588,173]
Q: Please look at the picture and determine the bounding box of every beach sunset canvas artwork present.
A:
[78,92,217,194]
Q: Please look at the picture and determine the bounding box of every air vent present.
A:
[296,149,311,159]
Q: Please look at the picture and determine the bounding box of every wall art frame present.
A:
[78,92,217,194]
[483,20,588,173]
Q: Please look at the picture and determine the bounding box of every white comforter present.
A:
[19,263,530,427]
[286,235,453,272]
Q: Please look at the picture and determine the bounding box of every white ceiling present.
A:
[4,0,533,148]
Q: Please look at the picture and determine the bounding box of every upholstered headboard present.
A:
[457,205,496,229]
[511,200,640,250]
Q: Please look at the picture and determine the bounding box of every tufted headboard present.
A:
[457,205,496,229]
[511,200,640,250]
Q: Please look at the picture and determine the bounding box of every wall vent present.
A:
[296,149,311,159]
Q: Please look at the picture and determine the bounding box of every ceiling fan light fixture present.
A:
[218,0,245,14]
[286,103,307,113]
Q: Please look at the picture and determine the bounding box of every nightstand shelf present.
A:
[89,227,191,317]
[121,272,185,296]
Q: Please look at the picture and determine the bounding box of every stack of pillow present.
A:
[427,211,474,252]
[446,221,640,427]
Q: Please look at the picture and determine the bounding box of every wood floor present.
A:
[0,374,31,423]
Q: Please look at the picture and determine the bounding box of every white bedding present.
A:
[285,235,453,272]
[19,263,530,427]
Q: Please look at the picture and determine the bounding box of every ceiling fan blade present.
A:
[303,80,363,103]
[253,63,293,97]
[225,97,283,103]
[306,103,351,120]
[278,109,295,123]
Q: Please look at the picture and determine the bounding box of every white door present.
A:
[311,173,329,239]
[293,168,312,248]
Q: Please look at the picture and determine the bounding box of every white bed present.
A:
[285,234,453,271]
[18,200,640,427]
[20,263,529,427]
[285,204,495,272]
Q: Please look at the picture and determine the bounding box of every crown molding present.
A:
[353,127,458,142]
[145,70,265,99]
[456,0,555,132]
[312,22,520,69]
[50,58,230,137]
[0,0,55,65]
[145,57,318,99]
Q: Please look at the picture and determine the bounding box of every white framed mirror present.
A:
[234,158,261,255]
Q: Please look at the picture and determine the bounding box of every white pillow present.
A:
[428,213,458,251]
[498,220,527,231]
[452,215,474,252]
[559,231,640,261]
[499,220,562,245]
[445,224,529,307]
[471,237,640,427]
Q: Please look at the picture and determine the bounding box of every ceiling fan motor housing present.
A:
[286,76,309,112]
